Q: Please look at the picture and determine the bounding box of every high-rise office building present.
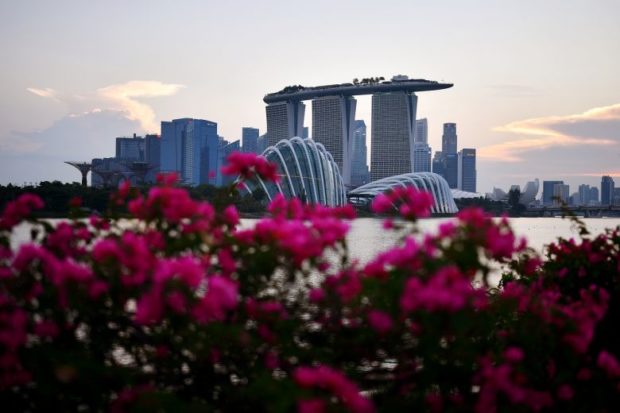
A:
[614,188,620,205]
[458,148,476,192]
[432,151,457,188]
[350,120,369,187]
[302,127,309,139]
[442,123,457,155]
[242,127,259,154]
[578,184,590,206]
[589,186,599,204]
[265,101,305,147]
[413,142,431,173]
[312,95,357,186]
[160,118,219,187]
[116,134,145,161]
[431,123,460,188]
[257,134,269,154]
[432,151,444,176]
[553,183,570,205]
[444,153,458,189]
[542,180,564,205]
[415,118,428,144]
[370,92,417,181]
[144,134,161,184]
[601,175,615,205]
[220,140,241,186]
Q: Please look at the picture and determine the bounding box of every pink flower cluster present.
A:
[476,354,553,413]
[128,175,215,228]
[294,365,374,413]
[0,193,44,230]
[400,265,487,313]
[371,186,433,219]
[456,209,526,260]
[221,151,280,183]
[234,195,353,265]
[0,294,30,389]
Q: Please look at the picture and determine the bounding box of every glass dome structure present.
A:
[348,172,458,214]
[239,137,346,206]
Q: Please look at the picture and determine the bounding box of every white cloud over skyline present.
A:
[24,80,185,135]
[96,81,185,132]
[479,103,620,162]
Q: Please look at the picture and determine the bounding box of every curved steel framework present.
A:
[240,137,346,206]
[348,172,459,214]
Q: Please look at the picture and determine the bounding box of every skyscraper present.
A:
[413,142,431,173]
[242,127,259,154]
[116,134,145,161]
[350,120,369,187]
[577,184,588,206]
[444,153,458,188]
[160,118,219,186]
[589,186,599,204]
[601,175,615,205]
[442,123,457,155]
[145,134,161,184]
[458,148,476,192]
[312,95,357,186]
[413,117,431,173]
[265,101,305,146]
[553,183,570,205]
[220,140,241,186]
[542,180,564,205]
[257,134,269,154]
[415,118,428,143]
[370,92,417,181]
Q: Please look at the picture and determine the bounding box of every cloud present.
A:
[25,80,185,134]
[97,81,185,132]
[26,87,60,101]
[479,103,620,162]
[0,110,141,185]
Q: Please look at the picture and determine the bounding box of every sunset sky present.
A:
[1,0,619,193]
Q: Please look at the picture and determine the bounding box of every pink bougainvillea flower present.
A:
[221,151,280,183]
[0,193,44,230]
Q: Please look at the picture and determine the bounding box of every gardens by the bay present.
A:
[1,153,619,412]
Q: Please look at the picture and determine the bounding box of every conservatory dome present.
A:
[239,137,346,206]
[348,172,458,214]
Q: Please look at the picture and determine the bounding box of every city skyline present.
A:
[1,0,619,192]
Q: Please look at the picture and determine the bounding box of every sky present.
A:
[1,0,619,194]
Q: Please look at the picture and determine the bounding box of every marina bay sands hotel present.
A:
[264,75,453,187]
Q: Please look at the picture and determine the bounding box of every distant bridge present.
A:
[526,205,620,217]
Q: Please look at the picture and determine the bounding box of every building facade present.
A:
[457,148,476,192]
[415,118,428,144]
[312,95,357,186]
[350,120,369,187]
[553,183,570,205]
[265,101,305,147]
[601,175,615,205]
[413,142,431,173]
[370,92,418,181]
[220,140,241,186]
[542,180,564,205]
[242,127,259,154]
[115,134,145,161]
[160,118,219,187]
[442,123,457,155]
[145,134,161,184]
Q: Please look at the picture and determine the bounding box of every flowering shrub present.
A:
[1,154,619,411]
